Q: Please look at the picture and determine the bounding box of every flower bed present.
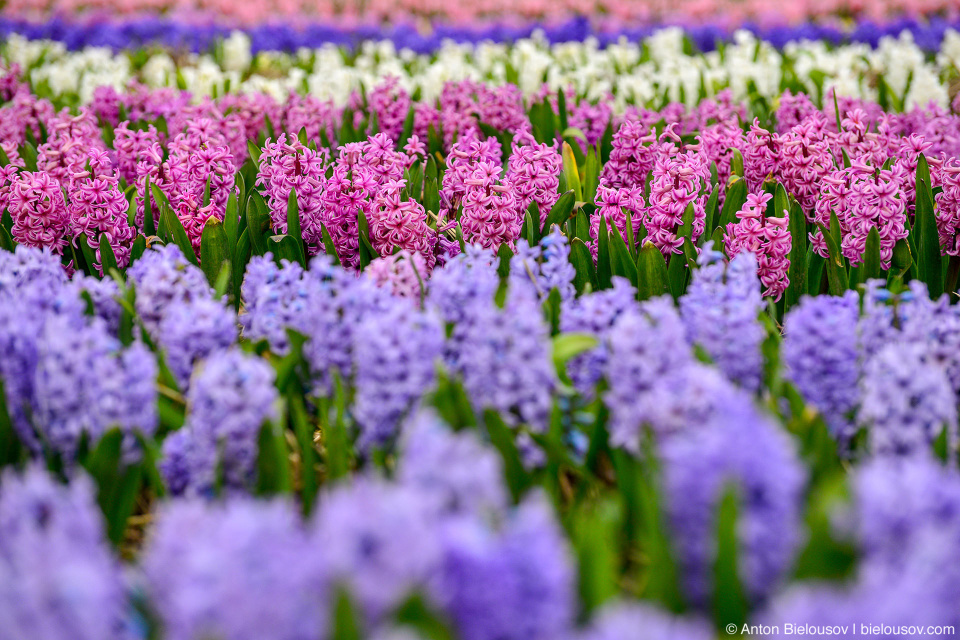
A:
[1,26,960,640]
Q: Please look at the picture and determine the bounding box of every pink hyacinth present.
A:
[590,185,644,260]
[67,149,136,272]
[598,118,657,190]
[368,180,438,271]
[368,77,412,143]
[365,250,429,300]
[642,127,710,256]
[505,129,561,225]
[440,132,502,217]
[774,112,834,218]
[283,93,339,146]
[935,160,960,256]
[725,191,791,300]
[7,171,70,254]
[742,119,778,193]
[256,134,328,253]
[37,109,107,191]
[459,160,522,252]
[811,161,908,269]
[113,121,162,184]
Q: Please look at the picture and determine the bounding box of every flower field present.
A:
[3,8,960,640]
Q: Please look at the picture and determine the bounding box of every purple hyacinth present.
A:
[159,348,278,496]
[858,343,957,458]
[157,297,238,391]
[0,466,131,640]
[239,255,312,353]
[352,300,443,452]
[680,250,765,392]
[141,497,325,640]
[68,275,122,335]
[452,285,556,431]
[426,245,500,328]
[782,291,861,445]
[433,493,576,640]
[660,388,806,609]
[397,410,508,517]
[127,244,213,337]
[604,296,694,452]
[510,229,576,302]
[33,315,157,462]
[577,601,713,640]
[312,477,442,623]
[559,277,639,395]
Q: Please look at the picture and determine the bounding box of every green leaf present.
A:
[862,226,882,282]
[157,197,198,265]
[713,485,749,632]
[331,589,363,640]
[357,210,378,269]
[891,237,913,277]
[322,372,353,482]
[818,214,849,295]
[289,392,318,516]
[76,234,100,279]
[483,410,528,502]
[596,217,613,289]
[561,141,583,202]
[286,189,307,267]
[915,161,942,297]
[223,190,239,260]
[255,418,292,495]
[233,229,251,308]
[637,241,669,300]
[246,192,271,256]
[583,147,600,204]
[570,499,621,615]
[270,234,305,266]
[542,191,576,236]
[785,197,807,309]
[81,429,143,546]
[246,139,262,166]
[569,238,597,294]
[666,250,687,299]
[608,222,639,287]
[141,176,156,237]
[98,234,119,276]
[522,202,540,247]
[730,148,744,177]
[200,219,230,286]
[552,333,599,378]
[320,223,341,265]
[393,594,457,640]
[497,243,513,280]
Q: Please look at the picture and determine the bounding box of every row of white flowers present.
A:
[3,26,960,110]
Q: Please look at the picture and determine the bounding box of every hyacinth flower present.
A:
[312,478,442,624]
[129,243,213,327]
[459,160,524,252]
[66,149,137,273]
[398,410,508,517]
[0,466,133,640]
[724,191,791,300]
[935,159,960,255]
[156,297,238,391]
[598,119,658,191]
[810,160,907,270]
[858,343,957,458]
[604,296,695,451]
[367,180,438,269]
[660,386,806,610]
[505,130,562,225]
[7,171,70,255]
[36,110,107,191]
[680,248,765,391]
[451,283,555,432]
[782,292,861,445]
[352,299,443,453]
[256,134,328,254]
[433,492,576,640]
[141,497,325,640]
[159,348,278,496]
[509,228,576,302]
[560,277,639,395]
[365,250,430,300]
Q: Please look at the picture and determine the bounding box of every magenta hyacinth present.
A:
[505,131,561,225]
[459,160,523,252]
[7,171,70,255]
[725,191,791,300]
